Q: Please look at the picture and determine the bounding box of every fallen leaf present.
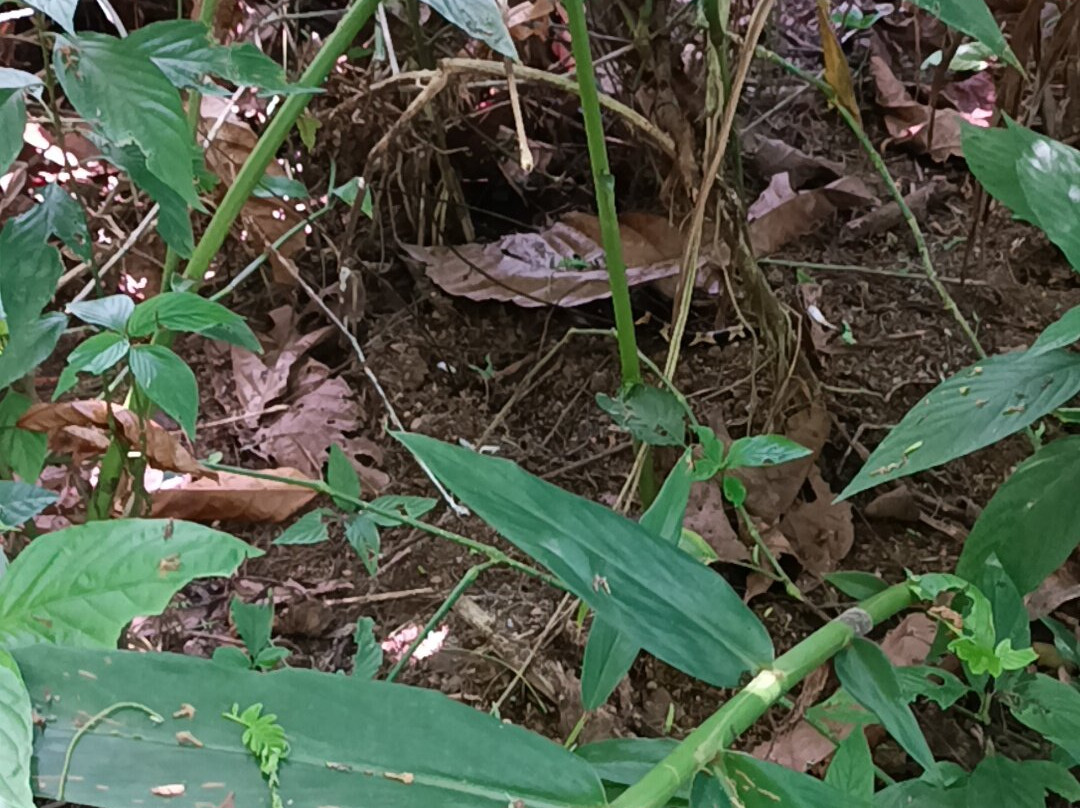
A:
[200,96,306,283]
[880,613,936,667]
[1026,560,1080,619]
[505,0,554,41]
[779,467,854,576]
[277,599,334,637]
[817,0,862,125]
[148,467,317,523]
[865,486,921,522]
[752,667,838,772]
[18,400,202,474]
[683,481,747,563]
[748,175,875,256]
[746,135,843,189]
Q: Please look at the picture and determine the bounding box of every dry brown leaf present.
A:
[816,0,862,126]
[1026,560,1080,619]
[746,135,844,189]
[505,0,554,41]
[881,613,936,667]
[149,467,317,523]
[865,485,921,522]
[751,664,837,772]
[748,175,875,257]
[18,400,202,474]
[200,96,306,282]
[779,467,854,576]
[683,481,746,563]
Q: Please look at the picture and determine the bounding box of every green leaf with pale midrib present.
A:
[0,519,260,648]
[395,433,772,688]
[19,645,605,808]
[0,649,33,808]
[906,0,1018,70]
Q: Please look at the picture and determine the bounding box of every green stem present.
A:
[610,583,916,808]
[182,0,381,284]
[735,502,803,601]
[201,462,563,589]
[386,560,497,681]
[562,0,641,387]
[58,702,163,800]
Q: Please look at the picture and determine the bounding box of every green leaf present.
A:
[34,183,91,261]
[840,350,1080,499]
[974,563,1031,647]
[722,475,747,507]
[213,645,252,669]
[54,32,202,210]
[345,514,380,575]
[127,292,260,352]
[124,20,222,89]
[726,435,811,470]
[958,437,1080,594]
[0,648,33,808]
[718,752,872,807]
[65,294,134,332]
[220,42,308,95]
[0,313,67,390]
[394,432,773,688]
[365,495,437,527]
[1029,305,1080,356]
[895,665,969,710]
[906,0,1018,70]
[0,392,47,482]
[582,453,692,709]
[423,0,518,60]
[327,444,361,511]
[597,384,687,447]
[231,597,273,659]
[352,617,382,678]
[825,571,890,600]
[678,529,720,564]
[0,481,57,530]
[22,0,77,30]
[825,728,873,802]
[835,638,937,776]
[0,518,260,648]
[967,756,1080,808]
[128,344,198,438]
[0,196,65,329]
[874,779,969,808]
[921,41,997,72]
[690,424,725,481]
[54,331,129,397]
[332,176,363,206]
[255,173,308,200]
[1009,674,1080,761]
[690,771,727,807]
[0,90,26,177]
[273,509,330,545]
[18,644,606,807]
[1043,616,1080,667]
[962,118,1037,222]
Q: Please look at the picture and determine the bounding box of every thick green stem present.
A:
[562,0,641,387]
[610,583,916,808]
[182,0,381,283]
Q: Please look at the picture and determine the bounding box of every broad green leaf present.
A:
[726,435,811,470]
[65,294,134,332]
[231,597,273,659]
[921,41,996,72]
[0,481,57,530]
[54,32,202,210]
[327,444,361,511]
[825,571,890,600]
[1043,616,1080,667]
[906,0,1018,70]
[690,771,726,807]
[718,752,872,808]
[333,176,363,206]
[424,0,517,60]
[582,453,692,709]
[129,344,198,438]
[0,648,33,808]
[34,183,91,261]
[22,0,77,30]
[352,617,382,678]
[825,728,873,802]
[967,756,1080,808]
[0,313,67,390]
[874,779,968,808]
[678,529,719,564]
[0,392,47,482]
[345,514,380,575]
[835,638,936,776]
[18,644,606,808]
[1030,304,1080,356]
[806,688,878,729]
[213,644,252,669]
[597,384,686,447]
[220,41,308,95]
[962,119,1037,223]
[0,68,42,91]
[364,495,437,526]
[127,292,260,352]
[957,436,1080,594]
[395,432,773,688]
[722,475,747,507]
[0,90,26,177]
[0,196,65,329]
[0,519,260,648]
[98,139,194,256]
[972,563,1030,647]
[1009,674,1080,761]
[690,424,725,481]
[575,737,692,801]
[54,331,129,397]
[255,173,308,199]
[840,350,1080,499]
[273,509,330,545]
[895,665,969,710]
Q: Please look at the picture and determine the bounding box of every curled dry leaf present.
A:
[1026,560,1080,620]
[880,613,936,667]
[504,0,554,41]
[779,467,854,576]
[148,467,317,523]
[18,400,202,474]
[200,96,306,283]
[745,135,844,189]
[683,480,747,563]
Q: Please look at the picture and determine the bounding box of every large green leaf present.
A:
[0,314,67,390]
[65,294,133,332]
[874,779,968,808]
[840,350,1080,499]
[967,756,1080,807]
[825,728,873,802]
[835,638,936,776]
[718,752,872,808]
[0,519,260,648]
[54,331,130,397]
[957,437,1080,594]
[0,91,26,177]
[127,292,260,352]
[906,0,1018,69]
[1030,304,1080,356]
[575,738,691,802]
[963,121,1036,223]
[0,392,47,483]
[54,32,202,209]
[0,481,57,530]
[33,183,91,261]
[424,0,517,60]
[0,648,33,808]
[581,454,692,709]
[129,344,199,438]
[1009,674,1080,761]
[17,644,606,808]
[396,433,772,688]
[22,0,77,31]
[0,198,65,328]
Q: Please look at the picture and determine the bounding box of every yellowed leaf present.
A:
[816,0,862,126]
